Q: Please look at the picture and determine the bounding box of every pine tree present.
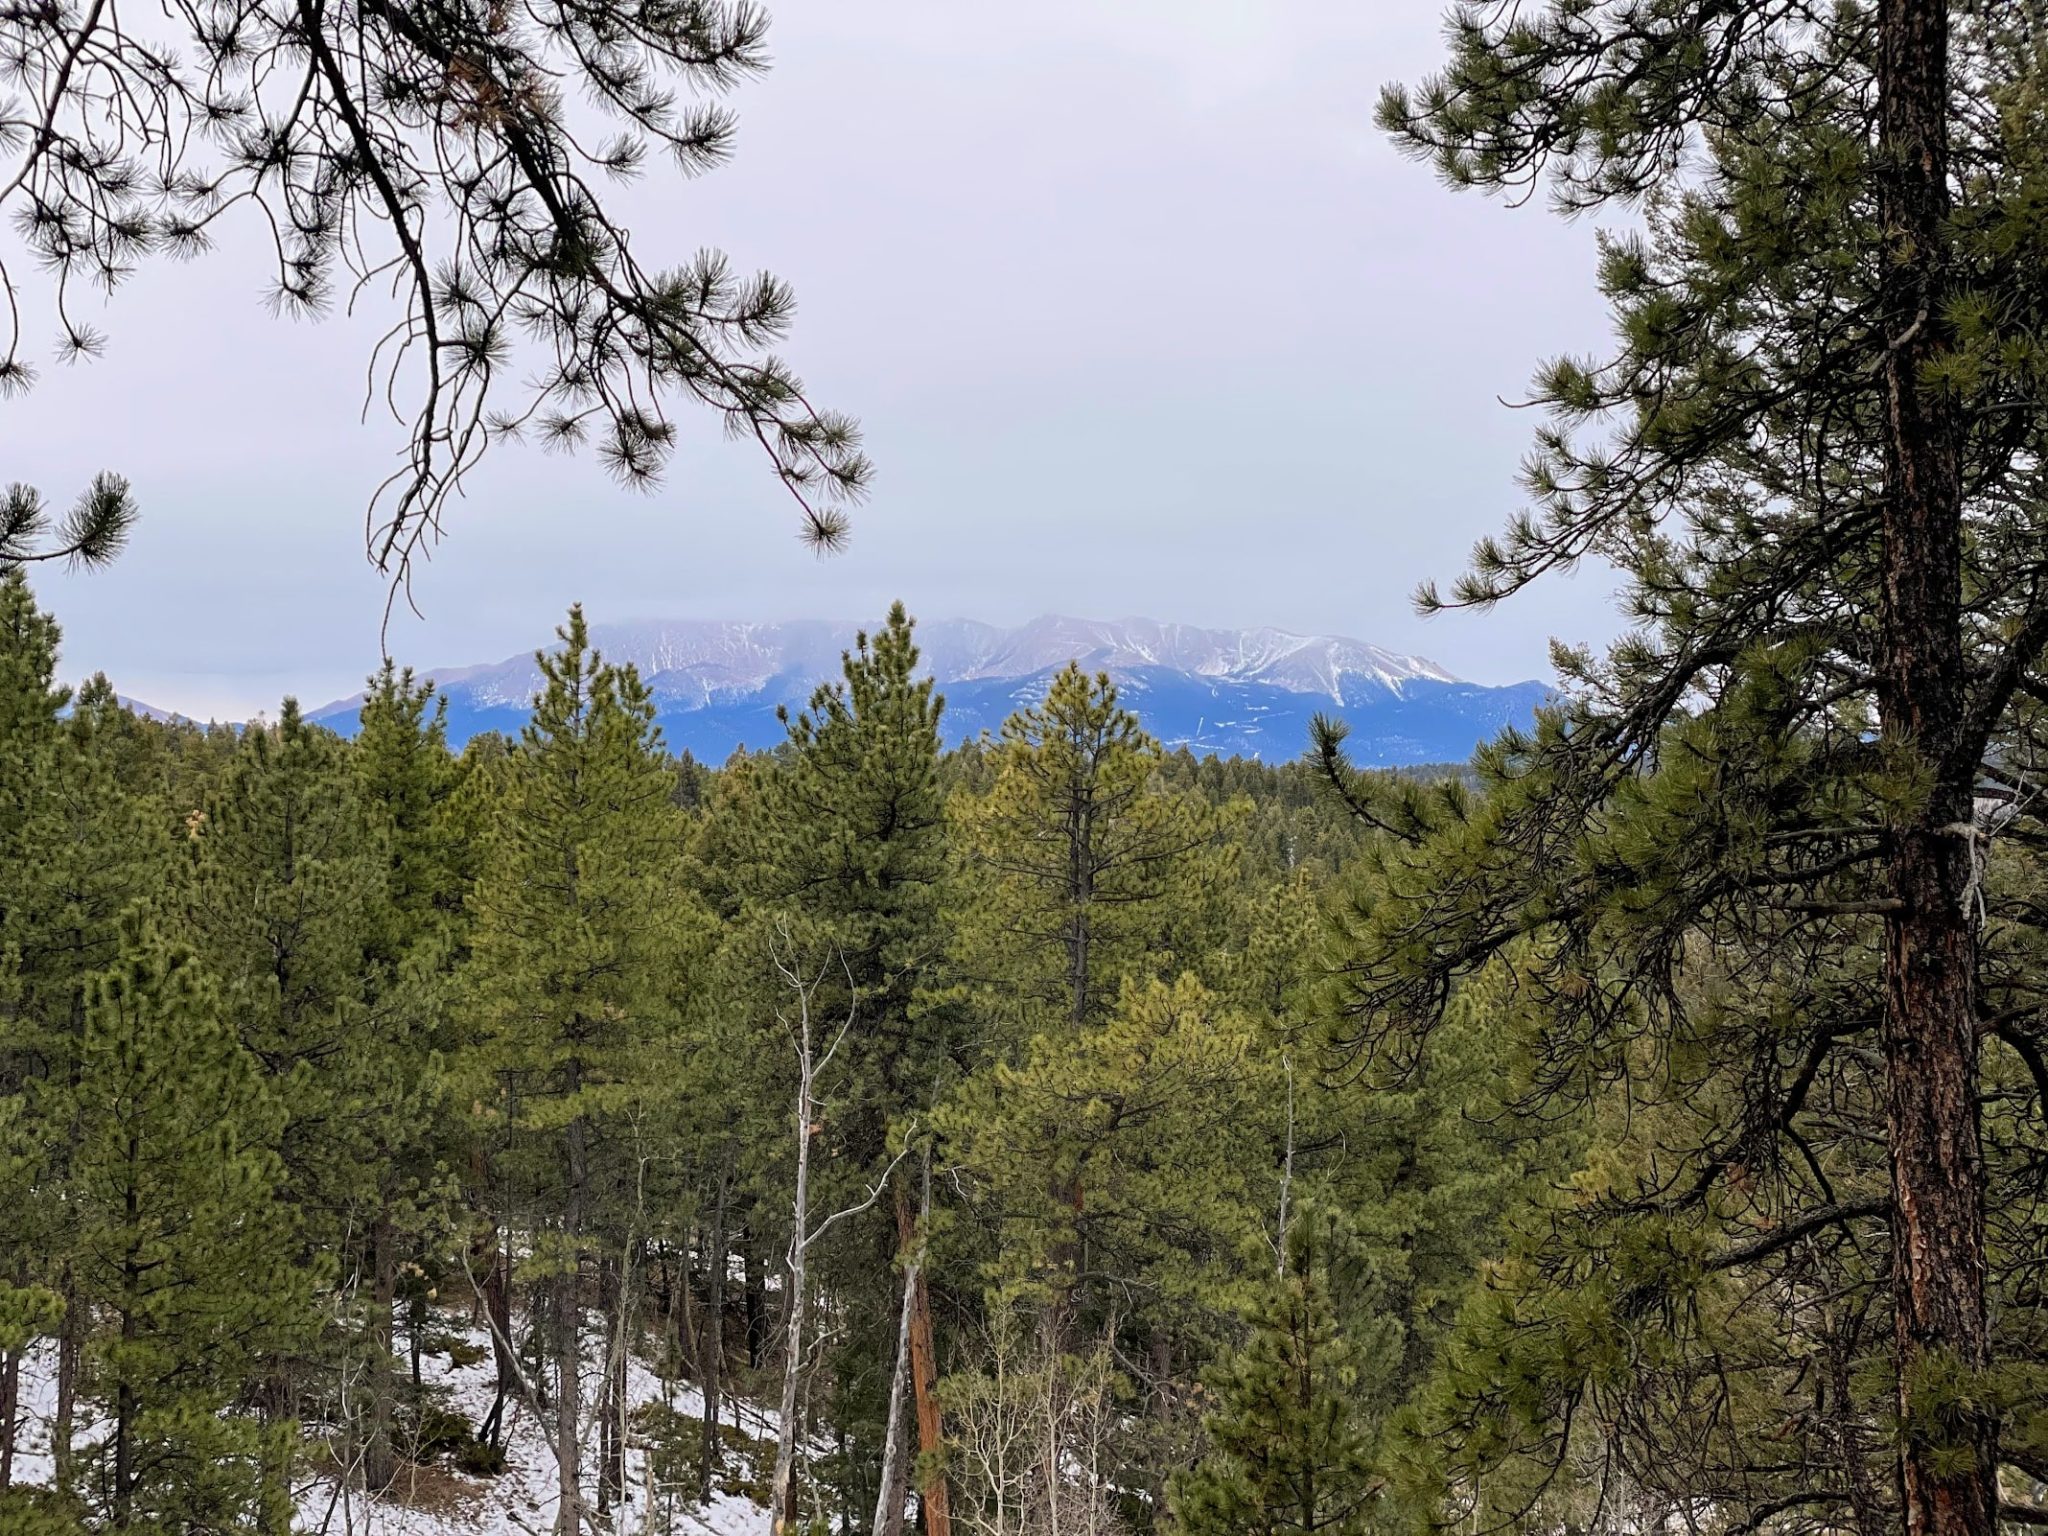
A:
[748,602,952,1151]
[1170,1208,1388,1536]
[948,664,1229,1043]
[1331,7,2048,1533]
[462,605,690,1532]
[740,604,958,1536]
[0,572,170,1489]
[355,660,464,958]
[344,664,464,1493]
[938,973,1274,1391]
[180,695,378,1500]
[184,697,380,1084]
[70,916,304,1533]
[0,569,76,1485]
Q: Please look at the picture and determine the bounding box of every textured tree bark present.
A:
[700,1162,730,1500]
[556,1092,589,1536]
[554,1263,584,1535]
[598,1255,625,1515]
[481,1231,516,1445]
[894,1183,951,1536]
[1874,4,1997,1536]
[363,1209,399,1493]
[874,1193,919,1536]
[745,1235,767,1370]
[52,1263,75,1489]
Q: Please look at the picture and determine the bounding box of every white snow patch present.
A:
[6,1316,777,1536]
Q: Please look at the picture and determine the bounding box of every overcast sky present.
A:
[13,0,1623,719]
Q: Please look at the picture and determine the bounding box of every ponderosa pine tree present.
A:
[356,661,465,959]
[743,603,957,1536]
[938,972,1272,1330]
[0,570,77,1485]
[1169,1206,1389,1536]
[949,664,1227,1042]
[185,698,381,1085]
[71,915,304,1534]
[942,669,1242,1513]
[345,664,464,1493]
[462,605,690,1534]
[181,695,378,1503]
[1325,6,2048,1535]
[750,604,952,1145]
[0,574,170,1491]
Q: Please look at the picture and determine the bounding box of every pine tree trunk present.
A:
[1146,1329,1173,1515]
[555,1264,584,1535]
[675,1230,699,1385]
[745,1233,767,1369]
[872,1219,918,1536]
[894,1182,951,1536]
[115,1195,141,1530]
[52,1262,76,1490]
[481,1225,516,1447]
[113,1372,136,1531]
[598,1255,625,1515]
[701,1162,730,1500]
[363,1209,399,1494]
[0,1345,17,1489]
[1874,5,1998,1536]
[557,1096,590,1536]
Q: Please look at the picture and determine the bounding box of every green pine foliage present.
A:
[1170,1207,1389,1536]
[948,663,1238,1041]
[71,916,304,1532]
[4,570,2035,1536]
[459,603,697,1516]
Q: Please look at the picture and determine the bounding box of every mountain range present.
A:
[300,615,1549,766]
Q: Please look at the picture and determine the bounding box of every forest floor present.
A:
[9,1314,784,1536]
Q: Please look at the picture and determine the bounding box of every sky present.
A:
[12,0,1624,720]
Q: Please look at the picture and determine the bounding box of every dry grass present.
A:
[382,1456,489,1518]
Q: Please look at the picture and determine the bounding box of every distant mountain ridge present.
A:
[304,615,1550,765]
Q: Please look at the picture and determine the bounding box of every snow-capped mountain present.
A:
[307,616,1549,765]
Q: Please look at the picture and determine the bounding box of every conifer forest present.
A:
[7,1,2048,1536]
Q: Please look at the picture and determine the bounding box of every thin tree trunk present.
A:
[0,1345,17,1489]
[675,1230,699,1385]
[1146,1330,1174,1515]
[555,1264,584,1535]
[701,1160,730,1500]
[598,1256,625,1514]
[873,1231,917,1536]
[52,1261,76,1489]
[557,1095,589,1536]
[745,1233,767,1369]
[113,1366,137,1531]
[482,1227,516,1446]
[771,1048,815,1536]
[894,1180,952,1536]
[1874,5,1997,1536]
[115,1170,141,1531]
[363,1208,399,1493]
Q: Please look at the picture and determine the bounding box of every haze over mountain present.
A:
[305,615,1550,765]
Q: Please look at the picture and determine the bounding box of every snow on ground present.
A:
[9,1314,779,1536]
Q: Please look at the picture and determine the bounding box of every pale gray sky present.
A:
[15,0,1620,719]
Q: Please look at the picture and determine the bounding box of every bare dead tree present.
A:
[765,919,905,1536]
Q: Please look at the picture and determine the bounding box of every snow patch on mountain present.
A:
[300,614,1546,764]
[323,616,1466,714]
